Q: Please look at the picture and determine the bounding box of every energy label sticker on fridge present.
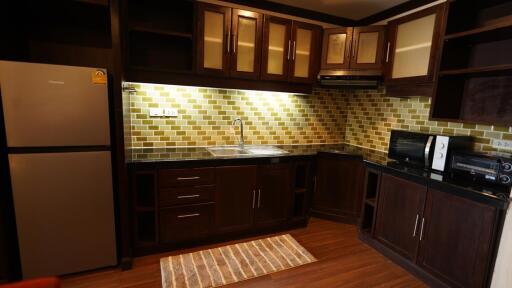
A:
[92,69,107,84]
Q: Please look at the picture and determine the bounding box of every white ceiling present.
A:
[267,0,410,20]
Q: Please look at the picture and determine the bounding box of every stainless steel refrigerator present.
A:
[0,61,117,279]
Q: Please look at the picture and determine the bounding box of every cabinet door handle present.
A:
[252,190,256,208]
[292,41,296,61]
[177,194,200,199]
[346,40,351,62]
[419,217,425,241]
[232,33,237,54]
[352,40,357,59]
[177,176,200,181]
[177,213,200,218]
[412,214,419,237]
[227,31,231,54]
[385,42,391,63]
[287,40,291,60]
[257,189,261,208]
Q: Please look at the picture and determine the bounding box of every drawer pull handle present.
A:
[177,176,200,181]
[177,213,200,218]
[177,195,200,199]
[419,217,425,241]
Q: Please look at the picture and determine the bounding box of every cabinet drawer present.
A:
[159,185,215,207]
[159,203,214,244]
[159,168,215,188]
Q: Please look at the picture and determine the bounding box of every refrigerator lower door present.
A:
[8,151,117,278]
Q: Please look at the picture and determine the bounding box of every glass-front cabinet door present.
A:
[290,22,321,83]
[197,3,231,76]
[261,16,292,81]
[321,28,352,70]
[230,9,263,79]
[350,26,386,70]
[386,5,445,83]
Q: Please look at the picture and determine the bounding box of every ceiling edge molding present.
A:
[218,0,357,27]
[356,0,438,26]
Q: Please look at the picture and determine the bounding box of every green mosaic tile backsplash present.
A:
[123,83,512,153]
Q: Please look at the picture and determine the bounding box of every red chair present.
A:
[0,277,60,288]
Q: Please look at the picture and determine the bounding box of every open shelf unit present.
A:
[292,162,312,219]
[359,168,381,235]
[132,171,158,246]
[124,0,195,74]
[432,0,512,125]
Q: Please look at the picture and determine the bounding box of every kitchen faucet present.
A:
[232,117,244,148]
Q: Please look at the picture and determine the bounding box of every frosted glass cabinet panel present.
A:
[203,11,225,70]
[197,3,231,75]
[293,28,312,78]
[385,4,445,85]
[392,14,436,78]
[327,34,347,64]
[356,32,379,64]
[231,9,263,79]
[266,22,287,75]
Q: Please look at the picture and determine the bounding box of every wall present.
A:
[342,91,512,153]
[123,83,347,149]
[124,83,512,154]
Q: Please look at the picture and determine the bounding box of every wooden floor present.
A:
[61,218,426,288]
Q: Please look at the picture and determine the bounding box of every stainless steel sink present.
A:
[207,145,289,157]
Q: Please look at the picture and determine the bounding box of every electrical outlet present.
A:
[149,108,164,117]
[164,108,178,117]
[492,139,512,150]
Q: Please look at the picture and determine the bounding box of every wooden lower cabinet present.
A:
[368,171,501,288]
[160,203,215,244]
[417,188,499,288]
[312,154,365,223]
[374,173,426,261]
[132,162,297,254]
[255,164,292,227]
[215,165,257,234]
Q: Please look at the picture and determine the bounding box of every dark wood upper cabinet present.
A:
[196,3,232,76]
[261,16,321,83]
[230,9,263,79]
[321,28,353,70]
[261,16,293,82]
[255,164,292,227]
[321,26,385,71]
[350,26,386,70]
[289,21,322,83]
[385,4,447,86]
[215,166,257,234]
[312,154,365,223]
[374,173,426,261]
[417,188,499,288]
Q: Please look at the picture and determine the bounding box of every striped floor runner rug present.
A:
[160,234,317,288]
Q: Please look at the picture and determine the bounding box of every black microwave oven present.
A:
[388,130,473,171]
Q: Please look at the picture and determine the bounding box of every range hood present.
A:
[318,69,382,88]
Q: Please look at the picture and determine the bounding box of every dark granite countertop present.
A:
[126,143,510,208]
[126,143,390,165]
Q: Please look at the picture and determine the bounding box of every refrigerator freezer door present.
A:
[9,152,117,278]
[0,61,110,147]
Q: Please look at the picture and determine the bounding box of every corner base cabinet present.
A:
[361,169,503,288]
[312,153,365,224]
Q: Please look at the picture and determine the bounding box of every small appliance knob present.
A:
[440,143,446,149]
[502,163,512,172]
[500,175,511,184]
[436,152,444,159]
